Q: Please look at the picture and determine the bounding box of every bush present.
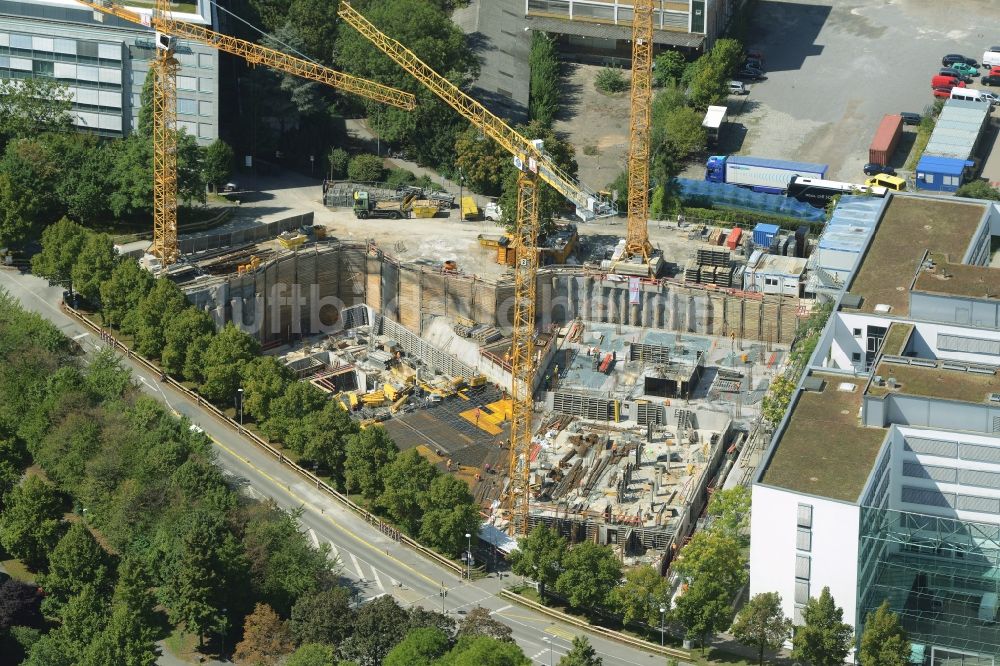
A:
[529,32,560,125]
[653,51,686,87]
[386,168,417,188]
[327,147,349,180]
[347,153,385,183]
[955,180,1000,201]
[595,67,628,94]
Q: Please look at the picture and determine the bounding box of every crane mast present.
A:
[625,0,654,265]
[77,0,416,267]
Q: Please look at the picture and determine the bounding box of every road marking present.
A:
[544,625,577,641]
[308,528,319,548]
[388,576,399,588]
[72,332,89,340]
[349,552,365,580]
[372,568,385,592]
[491,604,512,615]
[327,540,339,558]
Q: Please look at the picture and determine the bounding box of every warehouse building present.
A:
[523,0,744,59]
[752,194,1000,663]
[0,0,220,144]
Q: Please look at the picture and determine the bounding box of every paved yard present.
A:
[738,0,1000,181]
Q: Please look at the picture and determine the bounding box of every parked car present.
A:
[932,86,954,98]
[988,66,1000,77]
[990,46,1000,53]
[948,61,980,77]
[866,174,906,191]
[864,163,896,176]
[939,67,973,83]
[931,75,962,88]
[982,75,1000,87]
[728,80,749,95]
[737,66,766,81]
[942,54,978,67]
[899,112,922,126]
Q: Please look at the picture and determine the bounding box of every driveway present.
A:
[735,0,1000,181]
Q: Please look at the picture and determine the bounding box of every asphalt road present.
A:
[0,268,668,666]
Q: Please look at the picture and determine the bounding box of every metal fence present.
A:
[179,212,314,256]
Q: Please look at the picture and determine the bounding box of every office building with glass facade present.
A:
[0,0,219,144]
[752,194,1000,665]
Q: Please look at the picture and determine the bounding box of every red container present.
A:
[726,227,742,250]
[868,114,903,166]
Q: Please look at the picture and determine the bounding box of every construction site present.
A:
[90,0,812,570]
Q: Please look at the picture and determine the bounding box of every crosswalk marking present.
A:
[349,552,365,580]
[372,568,385,591]
[491,604,512,615]
[544,625,576,641]
[327,540,339,559]
[308,528,319,548]
[388,576,399,588]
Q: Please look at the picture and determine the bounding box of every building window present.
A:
[177,75,197,91]
[795,554,811,580]
[852,352,861,362]
[198,100,213,117]
[793,605,805,625]
[199,53,213,68]
[765,277,779,287]
[853,328,862,336]
[199,77,213,93]
[794,580,809,604]
[797,504,812,528]
[177,98,197,115]
[796,528,811,552]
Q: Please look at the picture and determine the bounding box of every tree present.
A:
[233,603,294,666]
[0,475,64,570]
[71,233,117,304]
[528,31,560,126]
[383,627,451,666]
[347,154,385,183]
[286,643,336,666]
[762,375,796,427]
[0,78,72,150]
[707,485,751,543]
[649,141,683,218]
[80,600,159,666]
[199,323,261,404]
[653,51,687,87]
[731,592,792,666]
[57,584,110,659]
[457,606,513,643]
[343,427,398,500]
[378,448,438,534]
[791,587,854,666]
[454,126,509,196]
[260,381,328,449]
[555,542,622,611]
[955,180,1000,200]
[338,595,410,666]
[607,565,669,627]
[289,587,355,647]
[672,578,732,653]
[203,139,234,192]
[709,38,744,79]
[31,217,87,296]
[299,404,357,487]
[177,131,207,206]
[558,636,601,666]
[687,59,727,110]
[437,635,530,666]
[38,522,114,615]
[0,137,63,245]
[99,258,155,329]
[240,356,294,423]
[121,278,189,358]
[509,525,566,600]
[0,579,44,630]
[161,307,216,379]
[107,136,153,219]
[497,120,577,234]
[418,474,480,556]
[327,148,349,180]
[661,106,707,158]
[859,600,910,666]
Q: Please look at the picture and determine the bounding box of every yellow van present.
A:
[865,174,906,191]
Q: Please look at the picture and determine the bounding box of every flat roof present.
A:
[729,156,828,173]
[916,155,971,176]
[868,360,999,405]
[913,252,1000,301]
[760,373,888,502]
[924,99,989,160]
[846,196,987,315]
[817,197,883,254]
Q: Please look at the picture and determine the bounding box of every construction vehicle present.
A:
[353,191,416,219]
[76,0,415,268]
[461,196,479,220]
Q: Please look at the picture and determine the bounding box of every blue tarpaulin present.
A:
[676,178,826,222]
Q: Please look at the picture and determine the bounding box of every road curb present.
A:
[61,303,466,577]
[498,588,690,659]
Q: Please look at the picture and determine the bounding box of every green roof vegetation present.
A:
[846,197,986,316]
[913,252,1000,301]
[761,373,888,502]
[881,323,913,357]
[867,361,999,404]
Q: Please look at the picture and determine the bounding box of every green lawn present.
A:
[0,558,37,584]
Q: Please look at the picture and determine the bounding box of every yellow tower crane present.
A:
[338,1,614,535]
[76,0,416,267]
[624,0,655,268]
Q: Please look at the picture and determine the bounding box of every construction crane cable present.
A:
[207,0,316,66]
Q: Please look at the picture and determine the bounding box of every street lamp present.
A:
[543,636,552,666]
[236,388,244,426]
[465,532,472,580]
[220,608,228,659]
[458,171,465,221]
[659,606,666,646]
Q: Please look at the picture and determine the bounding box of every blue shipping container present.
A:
[753,223,780,247]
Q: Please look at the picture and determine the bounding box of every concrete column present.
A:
[687,296,697,333]
[583,277,594,321]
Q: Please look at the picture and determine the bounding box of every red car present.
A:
[932,86,954,98]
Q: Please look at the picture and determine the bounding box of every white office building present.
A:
[0,0,219,144]
[752,194,1000,665]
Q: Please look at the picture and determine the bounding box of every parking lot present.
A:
[734,0,1000,181]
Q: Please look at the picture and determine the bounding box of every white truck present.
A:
[702,105,728,146]
[484,201,503,222]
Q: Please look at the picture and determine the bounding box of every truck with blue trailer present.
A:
[704,155,828,194]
